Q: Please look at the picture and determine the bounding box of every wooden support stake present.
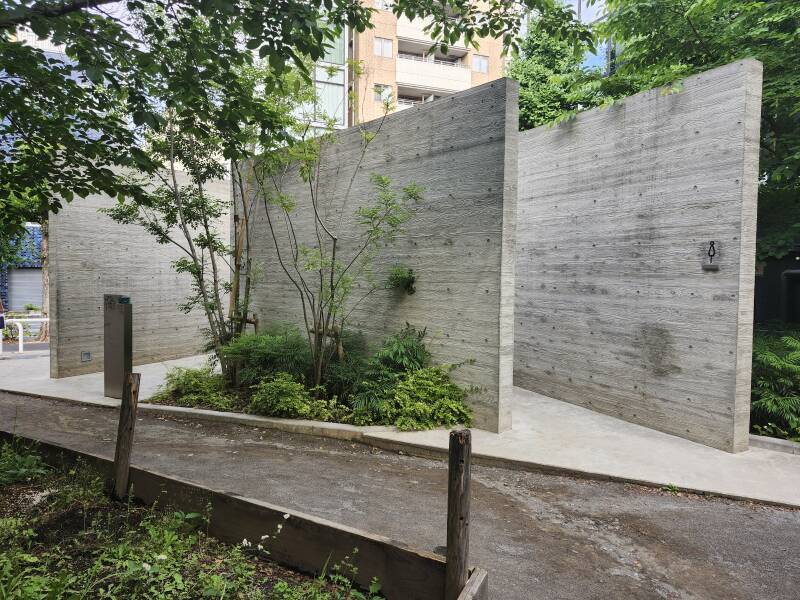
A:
[445,428,471,600]
[113,372,140,500]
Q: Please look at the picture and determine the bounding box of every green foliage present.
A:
[349,363,402,426]
[507,9,599,130]
[0,449,386,599]
[0,442,49,486]
[222,325,312,387]
[392,366,472,431]
[751,329,800,439]
[386,265,416,295]
[150,366,237,411]
[0,0,588,242]
[271,550,383,600]
[562,0,800,259]
[373,324,431,372]
[249,372,334,421]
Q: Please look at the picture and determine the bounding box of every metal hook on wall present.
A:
[703,240,719,271]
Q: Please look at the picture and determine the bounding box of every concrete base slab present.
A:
[365,387,800,507]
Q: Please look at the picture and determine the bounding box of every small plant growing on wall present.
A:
[386,265,416,295]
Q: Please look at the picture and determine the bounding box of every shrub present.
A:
[751,329,800,440]
[222,325,312,387]
[386,265,416,294]
[0,442,49,486]
[373,324,431,372]
[391,366,472,431]
[249,372,333,421]
[150,366,236,411]
[324,330,370,403]
[348,362,402,425]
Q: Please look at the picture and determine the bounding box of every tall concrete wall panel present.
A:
[246,79,518,432]
[49,174,230,377]
[515,60,762,451]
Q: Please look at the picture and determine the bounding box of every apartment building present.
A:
[348,0,505,123]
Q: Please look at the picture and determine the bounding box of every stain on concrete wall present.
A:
[49,173,230,377]
[515,61,762,451]
[244,79,518,432]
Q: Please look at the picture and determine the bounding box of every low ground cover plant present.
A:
[751,326,800,441]
[0,442,383,599]
[151,324,473,431]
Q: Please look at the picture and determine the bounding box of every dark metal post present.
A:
[445,428,471,600]
[104,294,132,399]
[113,372,140,500]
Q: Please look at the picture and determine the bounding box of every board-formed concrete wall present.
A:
[49,174,230,378]
[245,79,518,432]
[515,60,762,451]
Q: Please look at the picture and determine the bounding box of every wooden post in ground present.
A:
[445,428,471,600]
[113,372,140,500]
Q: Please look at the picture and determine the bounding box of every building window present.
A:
[374,0,393,9]
[314,65,346,125]
[373,37,392,58]
[472,54,489,74]
[322,33,345,65]
[373,84,392,103]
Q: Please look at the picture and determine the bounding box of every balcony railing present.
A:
[397,53,466,68]
[396,55,471,92]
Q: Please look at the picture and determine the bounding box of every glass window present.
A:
[315,65,344,84]
[316,81,345,125]
[472,54,489,74]
[373,37,392,58]
[373,84,392,102]
[322,31,346,65]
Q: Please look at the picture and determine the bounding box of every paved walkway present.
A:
[1,392,798,600]
[0,354,206,406]
[1,355,799,507]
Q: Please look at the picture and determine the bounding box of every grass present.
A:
[0,441,383,599]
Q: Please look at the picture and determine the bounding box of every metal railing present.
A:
[397,98,423,106]
[397,53,466,68]
[0,318,49,353]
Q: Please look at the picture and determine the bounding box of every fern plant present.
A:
[751,331,800,440]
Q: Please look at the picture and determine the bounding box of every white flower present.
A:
[276,524,283,532]
[260,534,269,540]
[283,513,290,520]
[241,538,251,547]
[156,554,168,561]
[142,562,151,572]
[257,544,264,551]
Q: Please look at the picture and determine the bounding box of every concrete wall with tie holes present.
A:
[49,173,231,378]
[244,79,519,432]
[514,60,763,452]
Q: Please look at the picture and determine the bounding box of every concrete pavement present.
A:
[1,392,798,600]
[1,355,799,507]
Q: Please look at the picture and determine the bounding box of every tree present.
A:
[562,0,800,261]
[250,103,424,387]
[101,9,314,379]
[0,0,590,240]
[507,6,597,130]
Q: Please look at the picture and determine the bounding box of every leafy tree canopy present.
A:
[507,4,597,130]
[557,0,800,260]
[0,0,590,239]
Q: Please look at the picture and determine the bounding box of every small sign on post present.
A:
[113,372,141,500]
[445,428,472,600]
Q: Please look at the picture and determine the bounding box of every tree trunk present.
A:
[37,217,49,342]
